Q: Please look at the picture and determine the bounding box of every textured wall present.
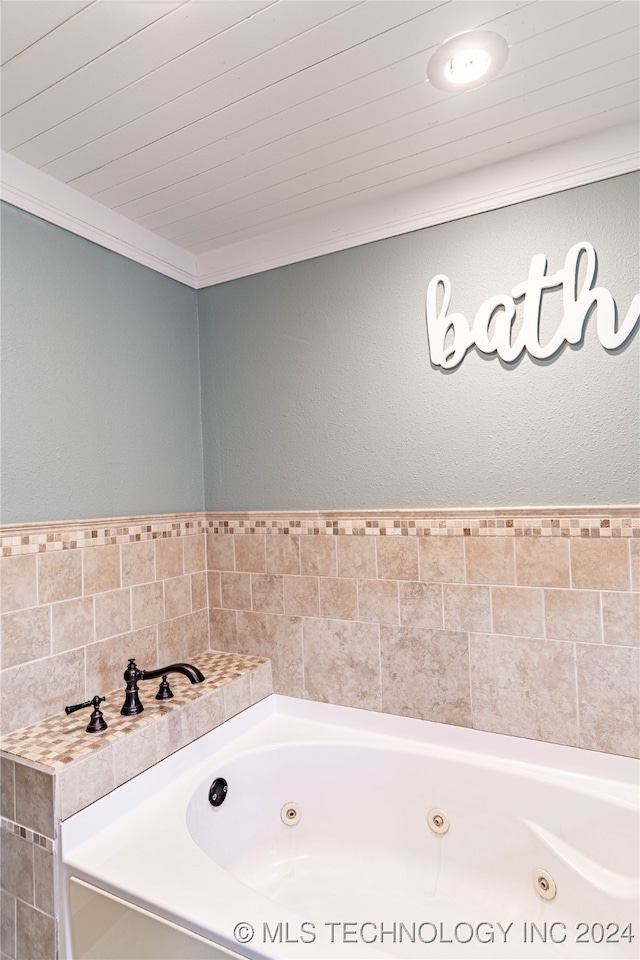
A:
[0,202,204,523]
[198,173,639,510]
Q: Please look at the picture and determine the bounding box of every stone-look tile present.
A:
[15,765,54,838]
[571,538,630,591]
[223,675,252,720]
[319,577,358,620]
[1,889,15,960]
[515,538,570,588]
[337,536,376,579]
[1,758,15,820]
[0,829,33,903]
[1,555,37,613]
[220,572,251,610]
[183,533,206,574]
[376,537,419,581]
[465,537,515,585]
[33,844,54,915]
[37,549,82,604]
[577,644,639,757]
[544,589,602,643]
[266,535,300,575]
[1,607,50,669]
[358,579,399,624]
[399,582,443,628]
[443,583,491,633]
[419,537,465,583]
[630,540,639,592]
[300,536,337,577]
[191,688,225,740]
[52,596,94,653]
[82,544,120,595]
[120,540,155,587]
[85,626,157,699]
[112,723,158,785]
[164,575,191,620]
[470,634,578,746]
[15,900,55,960]
[191,571,208,611]
[250,662,273,705]
[94,588,131,641]
[1,648,85,736]
[236,612,302,696]
[491,586,544,638]
[156,707,194,761]
[380,626,471,726]
[157,610,208,665]
[155,538,183,580]
[209,609,237,651]
[602,591,640,646]
[58,747,115,819]
[284,576,319,617]
[234,535,266,573]
[251,574,284,615]
[206,571,222,608]
[303,618,381,711]
[131,581,164,629]
[206,534,234,572]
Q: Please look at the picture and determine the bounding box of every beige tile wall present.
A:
[0,528,209,737]
[206,518,639,759]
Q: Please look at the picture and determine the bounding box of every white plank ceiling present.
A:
[1,0,639,274]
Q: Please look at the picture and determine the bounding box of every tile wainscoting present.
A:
[1,507,638,754]
[0,507,638,959]
[204,507,639,760]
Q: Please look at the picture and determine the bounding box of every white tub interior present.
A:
[60,696,639,960]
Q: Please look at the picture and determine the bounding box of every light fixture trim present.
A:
[427,30,509,92]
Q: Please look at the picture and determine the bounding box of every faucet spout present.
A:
[120,659,205,716]
[141,662,205,684]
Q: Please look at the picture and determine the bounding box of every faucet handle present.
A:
[65,696,107,733]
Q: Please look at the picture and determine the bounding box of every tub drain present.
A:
[281,802,301,826]
[427,808,449,835]
[534,869,557,901]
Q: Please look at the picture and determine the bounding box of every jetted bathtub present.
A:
[60,696,639,960]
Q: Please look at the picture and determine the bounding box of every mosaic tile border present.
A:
[1,513,206,557]
[1,817,54,851]
[1,508,638,555]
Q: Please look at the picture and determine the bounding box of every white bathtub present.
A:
[60,695,639,960]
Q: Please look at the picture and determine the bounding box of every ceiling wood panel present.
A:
[0,1,92,65]
[1,0,637,270]
[1,2,182,113]
[1,1,271,152]
[131,22,640,232]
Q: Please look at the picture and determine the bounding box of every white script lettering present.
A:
[425,242,639,369]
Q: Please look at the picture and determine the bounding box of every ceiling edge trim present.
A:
[194,121,640,287]
[2,122,638,291]
[0,152,198,287]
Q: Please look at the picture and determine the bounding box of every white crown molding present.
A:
[2,122,638,291]
[195,121,640,288]
[0,152,198,287]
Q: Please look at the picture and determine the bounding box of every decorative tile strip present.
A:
[0,817,54,851]
[2,508,638,555]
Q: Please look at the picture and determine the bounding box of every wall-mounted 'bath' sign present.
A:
[426,242,639,369]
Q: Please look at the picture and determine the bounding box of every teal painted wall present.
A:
[198,173,639,510]
[2,173,638,522]
[1,203,204,523]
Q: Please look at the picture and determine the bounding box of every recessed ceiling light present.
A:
[427,30,509,92]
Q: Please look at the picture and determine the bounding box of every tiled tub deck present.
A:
[0,650,272,960]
